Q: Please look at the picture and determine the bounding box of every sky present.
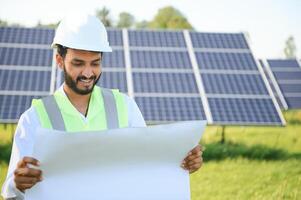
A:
[0,0,300,59]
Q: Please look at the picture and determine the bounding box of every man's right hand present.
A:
[14,157,43,193]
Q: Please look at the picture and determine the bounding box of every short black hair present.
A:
[56,44,103,59]
[56,44,68,58]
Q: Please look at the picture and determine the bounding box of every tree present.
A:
[149,6,193,30]
[36,21,59,29]
[117,12,135,28]
[96,7,113,27]
[284,36,297,58]
[0,19,8,27]
[135,20,149,29]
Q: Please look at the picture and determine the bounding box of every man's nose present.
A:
[82,66,93,78]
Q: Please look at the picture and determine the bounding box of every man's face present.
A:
[58,49,102,95]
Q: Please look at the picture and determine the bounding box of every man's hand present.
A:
[181,144,204,174]
[14,157,43,193]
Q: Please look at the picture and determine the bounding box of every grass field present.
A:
[0,110,300,199]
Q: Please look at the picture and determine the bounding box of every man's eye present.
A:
[73,63,83,66]
[92,63,100,67]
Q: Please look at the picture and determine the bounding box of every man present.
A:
[1,14,203,199]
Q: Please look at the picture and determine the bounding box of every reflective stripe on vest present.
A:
[32,87,128,131]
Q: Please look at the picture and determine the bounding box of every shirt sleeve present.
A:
[123,94,147,128]
[1,107,40,200]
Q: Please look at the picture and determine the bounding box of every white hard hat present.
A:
[52,14,112,52]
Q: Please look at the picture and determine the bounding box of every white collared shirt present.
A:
[1,87,146,200]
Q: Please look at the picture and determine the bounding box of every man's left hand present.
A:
[181,144,204,174]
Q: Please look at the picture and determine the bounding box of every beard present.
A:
[63,67,101,95]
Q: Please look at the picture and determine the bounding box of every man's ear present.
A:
[56,54,64,70]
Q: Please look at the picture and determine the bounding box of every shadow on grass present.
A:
[0,143,12,164]
[1,142,301,164]
[203,142,301,161]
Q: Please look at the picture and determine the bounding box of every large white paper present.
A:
[25,120,206,200]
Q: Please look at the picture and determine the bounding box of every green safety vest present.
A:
[32,86,129,132]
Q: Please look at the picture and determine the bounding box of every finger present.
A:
[17,183,36,191]
[187,159,201,167]
[185,151,202,161]
[15,176,41,185]
[191,145,201,153]
[14,167,42,178]
[17,157,40,168]
[189,163,201,174]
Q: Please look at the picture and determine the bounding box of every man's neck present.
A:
[63,84,92,116]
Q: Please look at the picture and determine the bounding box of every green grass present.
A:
[190,159,301,200]
[0,110,300,199]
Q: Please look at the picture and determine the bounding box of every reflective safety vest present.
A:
[32,86,129,131]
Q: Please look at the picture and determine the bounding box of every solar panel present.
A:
[0,27,54,44]
[190,32,249,49]
[264,59,301,109]
[102,50,125,68]
[208,98,282,125]
[130,51,192,69]
[135,97,206,121]
[0,47,53,66]
[267,59,300,68]
[107,29,123,46]
[195,52,257,70]
[128,30,186,47]
[0,95,41,122]
[191,31,284,125]
[201,73,268,95]
[132,72,198,93]
[0,70,51,91]
[272,71,301,80]
[0,27,53,123]
[98,72,127,93]
[0,27,286,125]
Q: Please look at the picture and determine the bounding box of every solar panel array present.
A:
[262,59,301,109]
[0,27,55,122]
[190,32,283,125]
[0,27,286,125]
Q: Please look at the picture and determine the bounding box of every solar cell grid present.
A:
[131,51,192,69]
[208,98,282,124]
[190,32,249,49]
[98,72,127,93]
[273,71,301,80]
[128,30,186,47]
[286,97,301,108]
[201,73,268,95]
[0,70,51,91]
[195,52,257,70]
[132,72,198,93]
[135,97,206,121]
[0,27,54,44]
[0,95,41,121]
[267,59,300,68]
[279,84,301,93]
[107,29,123,46]
[0,27,286,125]
[102,50,125,68]
[0,47,53,67]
